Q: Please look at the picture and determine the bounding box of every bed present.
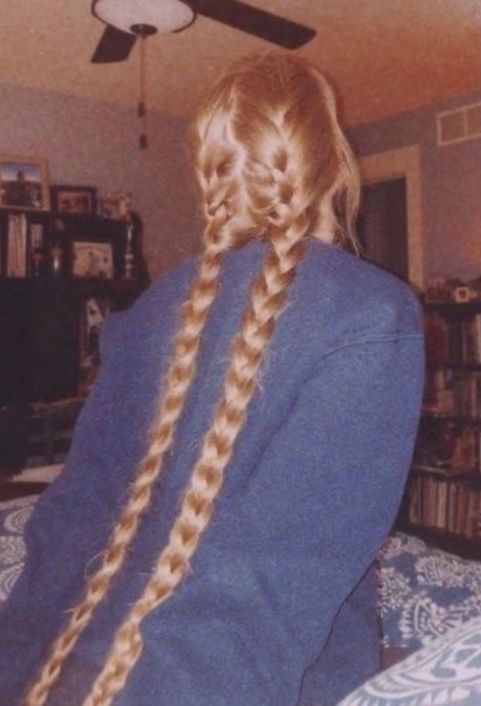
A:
[1,494,481,704]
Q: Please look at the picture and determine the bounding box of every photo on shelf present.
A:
[51,185,97,215]
[78,296,111,396]
[0,156,49,211]
[72,241,114,279]
[98,191,132,220]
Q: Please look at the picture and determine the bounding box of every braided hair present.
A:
[24,52,360,706]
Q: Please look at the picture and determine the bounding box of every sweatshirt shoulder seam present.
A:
[320,331,423,360]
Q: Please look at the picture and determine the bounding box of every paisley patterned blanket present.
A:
[0,495,34,604]
[1,495,481,706]
[378,533,481,652]
[339,616,481,706]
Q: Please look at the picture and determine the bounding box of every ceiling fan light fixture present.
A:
[93,0,194,35]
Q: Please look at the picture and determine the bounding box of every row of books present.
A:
[408,475,481,538]
[423,368,481,418]
[1,214,45,277]
[425,312,481,364]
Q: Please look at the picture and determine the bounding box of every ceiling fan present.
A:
[91,0,317,63]
[90,0,316,149]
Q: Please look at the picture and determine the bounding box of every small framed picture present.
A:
[0,156,50,210]
[78,296,112,396]
[51,185,97,215]
[72,241,114,278]
[98,191,132,220]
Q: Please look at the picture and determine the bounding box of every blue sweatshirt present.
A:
[0,239,424,706]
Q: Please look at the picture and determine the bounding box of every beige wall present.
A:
[5,81,481,288]
[0,83,203,280]
[350,89,481,285]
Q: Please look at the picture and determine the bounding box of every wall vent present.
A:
[437,101,481,146]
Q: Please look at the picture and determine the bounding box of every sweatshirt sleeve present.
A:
[114,331,424,706]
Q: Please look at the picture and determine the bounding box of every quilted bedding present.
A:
[378,532,481,652]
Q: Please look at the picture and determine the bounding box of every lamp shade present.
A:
[93,0,194,35]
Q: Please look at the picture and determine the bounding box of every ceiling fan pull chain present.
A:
[138,34,148,149]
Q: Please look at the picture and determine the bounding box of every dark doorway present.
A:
[356,178,408,281]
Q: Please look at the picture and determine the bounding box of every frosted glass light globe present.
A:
[94,0,194,35]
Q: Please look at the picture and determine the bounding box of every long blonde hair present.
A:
[24,53,360,706]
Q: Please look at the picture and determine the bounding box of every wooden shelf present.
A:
[421,412,481,425]
[424,301,481,317]
[411,464,481,486]
[426,360,481,371]
[1,212,148,407]
[0,276,144,297]
[407,298,481,559]
[396,522,481,560]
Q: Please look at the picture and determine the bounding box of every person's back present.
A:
[0,54,424,706]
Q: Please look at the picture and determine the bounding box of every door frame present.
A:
[358,145,424,289]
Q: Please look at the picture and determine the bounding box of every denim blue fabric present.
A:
[0,239,424,706]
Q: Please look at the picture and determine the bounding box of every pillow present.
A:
[0,496,36,605]
[338,615,481,706]
[378,532,481,652]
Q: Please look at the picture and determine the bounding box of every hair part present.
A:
[192,52,360,249]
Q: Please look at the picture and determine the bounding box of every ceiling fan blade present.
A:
[188,0,316,49]
[91,25,137,63]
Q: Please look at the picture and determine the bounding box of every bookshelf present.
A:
[399,300,481,558]
[0,207,148,477]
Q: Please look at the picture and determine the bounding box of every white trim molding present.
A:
[358,145,424,290]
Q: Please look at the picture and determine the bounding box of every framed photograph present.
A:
[98,191,132,220]
[72,240,114,279]
[51,185,97,215]
[78,296,111,396]
[0,156,50,210]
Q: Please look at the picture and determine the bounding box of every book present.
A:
[425,313,449,362]
[6,214,27,277]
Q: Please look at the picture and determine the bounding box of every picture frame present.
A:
[72,240,114,279]
[98,191,132,220]
[78,296,112,396]
[0,155,50,211]
[51,185,97,215]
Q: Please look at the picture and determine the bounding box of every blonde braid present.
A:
[24,179,237,706]
[81,135,310,705]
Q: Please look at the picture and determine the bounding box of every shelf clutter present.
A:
[0,397,82,478]
[0,187,146,282]
[401,277,481,556]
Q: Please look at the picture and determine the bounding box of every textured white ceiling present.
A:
[1,0,480,125]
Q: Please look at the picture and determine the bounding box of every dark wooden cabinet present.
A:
[1,277,144,405]
[0,208,148,477]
